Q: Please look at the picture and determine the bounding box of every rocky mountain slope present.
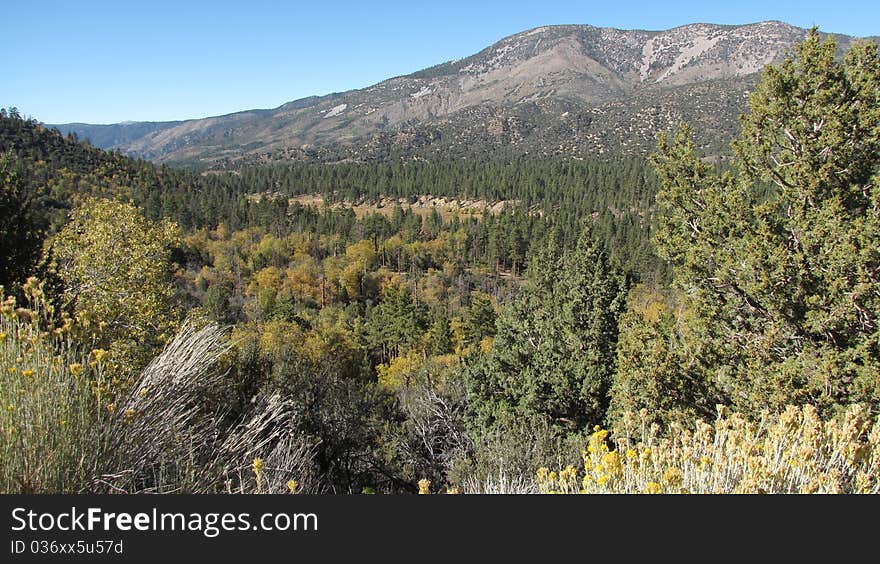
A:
[50,22,868,167]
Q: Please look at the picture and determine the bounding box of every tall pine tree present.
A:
[467,225,629,434]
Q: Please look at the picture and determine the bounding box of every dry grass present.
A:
[96,319,231,492]
[462,471,539,494]
[215,392,316,494]
[97,322,317,493]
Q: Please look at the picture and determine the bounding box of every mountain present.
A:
[48,22,870,167]
[51,120,184,149]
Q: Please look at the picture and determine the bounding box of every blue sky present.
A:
[3,0,878,124]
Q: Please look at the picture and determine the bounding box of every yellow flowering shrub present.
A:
[252,457,265,493]
[537,405,880,494]
[1,281,110,493]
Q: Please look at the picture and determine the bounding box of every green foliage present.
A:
[463,291,496,349]
[204,283,237,325]
[467,225,630,435]
[648,30,880,417]
[0,152,48,291]
[608,285,723,430]
[427,306,454,356]
[51,197,182,377]
[367,283,428,364]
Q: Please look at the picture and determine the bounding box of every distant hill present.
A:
[50,120,184,150]
[47,22,873,167]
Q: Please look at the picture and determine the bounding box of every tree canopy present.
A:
[640,30,880,418]
[51,197,182,376]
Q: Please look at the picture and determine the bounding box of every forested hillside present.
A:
[1,31,878,494]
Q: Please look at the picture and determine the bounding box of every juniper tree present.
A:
[640,30,880,417]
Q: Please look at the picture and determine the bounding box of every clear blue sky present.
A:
[3,0,878,124]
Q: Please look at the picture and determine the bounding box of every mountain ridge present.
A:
[47,21,873,167]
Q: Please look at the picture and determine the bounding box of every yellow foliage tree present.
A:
[51,197,181,378]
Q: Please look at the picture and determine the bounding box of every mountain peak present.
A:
[50,21,868,166]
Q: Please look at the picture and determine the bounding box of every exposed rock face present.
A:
[50,22,870,166]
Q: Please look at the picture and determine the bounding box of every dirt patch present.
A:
[286,194,519,220]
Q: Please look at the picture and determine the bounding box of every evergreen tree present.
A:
[467,224,629,434]
[608,285,723,430]
[204,283,236,325]
[464,292,496,349]
[427,306,454,356]
[646,30,880,417]
[0,152,46,292]
[367,284,427,364]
